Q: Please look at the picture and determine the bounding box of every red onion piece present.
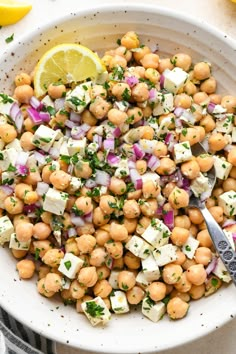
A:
[84,212,93,223]
[174,107,184,118]
[147,155,160,171]
[70,111,81,123]
[95,170,111,186]
[49,147,60,159]
[125,75,139,87]
[206,257,218,275]
[163,210,174,230]
[160,74,165,89]
[201,138,209,152]
[67,164,74,175]
[15,164,29,177]
[130,168,143,190]
[54,98,65,111]
[107,153,120,166]
[65,128,71,137]
[85,179,97,188]
[0,185,14,196]
[133,143,145,159]
[113,127,121,138]
[23,203,38,214]
[156,206,163,216]
[103,138,115,151]
[93,134,103,148]
[65,120,76,129]
[80,123,91,133]
[128,160,136,169]
[232,233,236,241]
[165,132,173,144]
[149,88,157,101]
[27,107,43,124]
[34,151,46,165]
[222,219,236,228]
[176,168,184,188]
[71,127,86,140]
[68,228,77,238]
[30,96,43,110]
[207,102,216,114]
[39,111,51,123]
[175,118,183,129]
[10,102,24,133]
[71,214,85,227]
[36,182,49,196]
[16,151,29,166]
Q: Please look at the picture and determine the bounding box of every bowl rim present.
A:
[0,3,236,353]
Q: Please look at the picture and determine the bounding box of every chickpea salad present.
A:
[0,31,236,326]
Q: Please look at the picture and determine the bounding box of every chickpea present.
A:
[44,273,62,292]
[15,222,33,242]
[48,83,66,99]
[189,224,198,237]
[174,272,192,293]
[142,180,159,199]
[182,258,197,271]
[95,229,110,246]
[70,280,86,300]
[181,160,200,179]
[41,165,52,184]
[170,227,190,246]
[200,76,216,94]
[221,95,236,113]
[76,223,95,237]
[193,92,209,105]
[74,161,93,179]
[123,218,137,235]
[112,83,131,101]
[167,297,189,319]
[0,124,17,143]
[99,195,116,215]
[118,270,136,291]
[133,45,151,63]
[140,53,159,69]
[14,84,34,103]
[76,234,96,254]
[110,222,128,242]
[200,114,216,133]
[197,229,213,248]
[65,238,79,255]
[49,170,71,190]
[24,191,39,205]
[90,247,107,267]
[209,206,224,223]
[33,222,51,240]
[162,264,183,285]
[183,81,197,96]
[24,170,41,186]
[33,240,52,258]
[135,160,147,175]
[109,55,127,70]
[172,250,186,266]
[168,187,189,209]
[77,266,98,287]
[227,148,236,166]
[208,132,228,152]
[144,68,160,84]
[121,31,140,49]
[96,266,110,280]
[172,53,192,71]
[188,208,204,225]
[15,183,33,200]
[223,178,236,192]
[15,72,31,86]
[115,46,132,62]
[196,154,214,172]
[186,264,207,285]
[174,93,192,109]
[93,279,112,298]
[158,58,174,73]
[105,240,123,259]
[93,207,110,227]
[124,251,141,269]
[193,62,211,81]
[140,126,155,140]
[147,282,166,301]
[81,110,97,127]
[189,284,205,300]
[194,247,212,265]
[11,249,27,259]
[131,83,149,103]
[205,197,216,209]
[156,157,176,175]
[75,196,93,215]
[127,107,143,124]
[174,215,191,229]
[4,196,24,214]
[153,141,168,157]
[123,199,140,219]
[16,259,35,279]
[230,166,236,178]
[37,278,55,298]
[179,127,200,146]
[89,96,111,119]
[126,286,145,305]
[42,249,64,267]
[13,215,30,227]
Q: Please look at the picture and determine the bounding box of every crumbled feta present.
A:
[58,252,84,279]
[156,116,174,138]
[183,235,200,259]
[0,94,16,115]
[69,177,82,192]
[163,67,189,94]
[0,148,18,172]
[108,270,120,289]
[65,81,92,113]
[67,137,86,156]
[218,190,236,216]
[32,125,61,152]
[213,156,232,180]
[43,188,69,215]
[153,92,174,116]
[81,296,111,326]
[2,171,16,186]
[87,142,99,154]
[213,258,231,283]
[136,271,151,287]
[174,141,192,164]
[9,233,30,250]
[190,172,209,197]
[142,254,160,282]
[115,159,129,178]
[41,95,54,108]
[141,219,171,248]
[142,297,166,322]
[59,137,69,156]
[5,139,22,152]
[153,244,178,266]
[212,104,227,118]
[215,114,233,134]
[110,291,129,314]
[125,235,154,260]
[141,171,160,187]
[231,127,236,143]
[0,216,14,245]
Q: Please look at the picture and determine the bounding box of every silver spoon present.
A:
[189,142,236,286]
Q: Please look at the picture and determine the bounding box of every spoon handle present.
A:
[200,204,236,286]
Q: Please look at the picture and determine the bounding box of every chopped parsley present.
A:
[85,301,104,318]
[5,34,14,43]
[64,260,72,270]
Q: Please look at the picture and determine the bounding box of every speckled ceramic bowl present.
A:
[0,4,236,354]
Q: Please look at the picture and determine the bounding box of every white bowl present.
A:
[0,4,236,354]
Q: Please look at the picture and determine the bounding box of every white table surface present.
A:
[1,0,236,353]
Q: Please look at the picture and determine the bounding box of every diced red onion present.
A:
[149,88,157,101]
[67,164,74,175]
[130,168,143,190]
[34,151,46,165]
[95,170,111,187]
[160,74,165,89]
[15,112,24,133]
[200,189,212,202]
[70,111,81,123]
[133,143,145,159]
[232,233,236,241]
[80,123,91,133]
[147,155,160,171]
[222,219,236,228]
[30,96,43,110]
[175,118,183,129]
[27,107,43,124]
[10,102,24,133]
[23,203,37,214]
[49,147,60,159]
[16,151,29,166]
[103,138,115,151]
[182,178,190,192]
[71,214,85,227]
[128,160,136,169]
[68,228,77,238]
[113,127,121,138]
[201,138,209,152]
[206,257,218,275]
[93,134,102,148]
[39,111,51,123]
[15,164,29,177]
[163,210,174,230]
[85,179,97,188]
[84,212,93,223]
[125,75,139,87]
[176,169,184,188]
[107,153,120,166]
[10,101,21,119]
[71,126,86,139]
[133,119,144,128]
[36,182,49,196]
[156,206,163,216]
[0,185,14,196]
[65,120,76,129]
[54,98,65,111]
[207,102,216,114]
[165,133,173,144]
[65,128,71,137]
[174,107,184,118]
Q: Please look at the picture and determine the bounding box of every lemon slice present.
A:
[33,43,106,97]
[0,0,32,26]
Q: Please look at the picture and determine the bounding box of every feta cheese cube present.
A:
[141,219,171,248]
[136,271,150,287]
[0,148,18,172]
[69,177,82,192]
[5,139,22,152]
[87,142,99,154]
[9,233,30,250]
[153,244,178,266]
[141,172,160,187]
[115,159,129,178]
[81,296,111,326]
[213,156,232,180]
[41,95,54,107]
[60,138,69,156]
[0,216,14,245]
[231,127,236,143]
[125,235,154,259]
[108,270,120,289]
[212,104,227,118]
[163,67,188,94]
[32,125,59,152]
[142,297,166,322]
[43,188,69,215]
[0,94,16,115]
[183,235,199,259]
[2,171,16,186]
[174,141,192,164]
[215,114,233,134]
[142,254,160,282]
[110,291,129,314]
[67,137,86,156]
[213,258,231,283]
[218,190,236,216]
[190,172,210,197]
[65,82,92,113]
[58,252,84,279]
[153,92,174,116]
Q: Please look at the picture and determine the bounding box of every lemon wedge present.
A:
[0,0,32,26]
[33,43,106,97]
